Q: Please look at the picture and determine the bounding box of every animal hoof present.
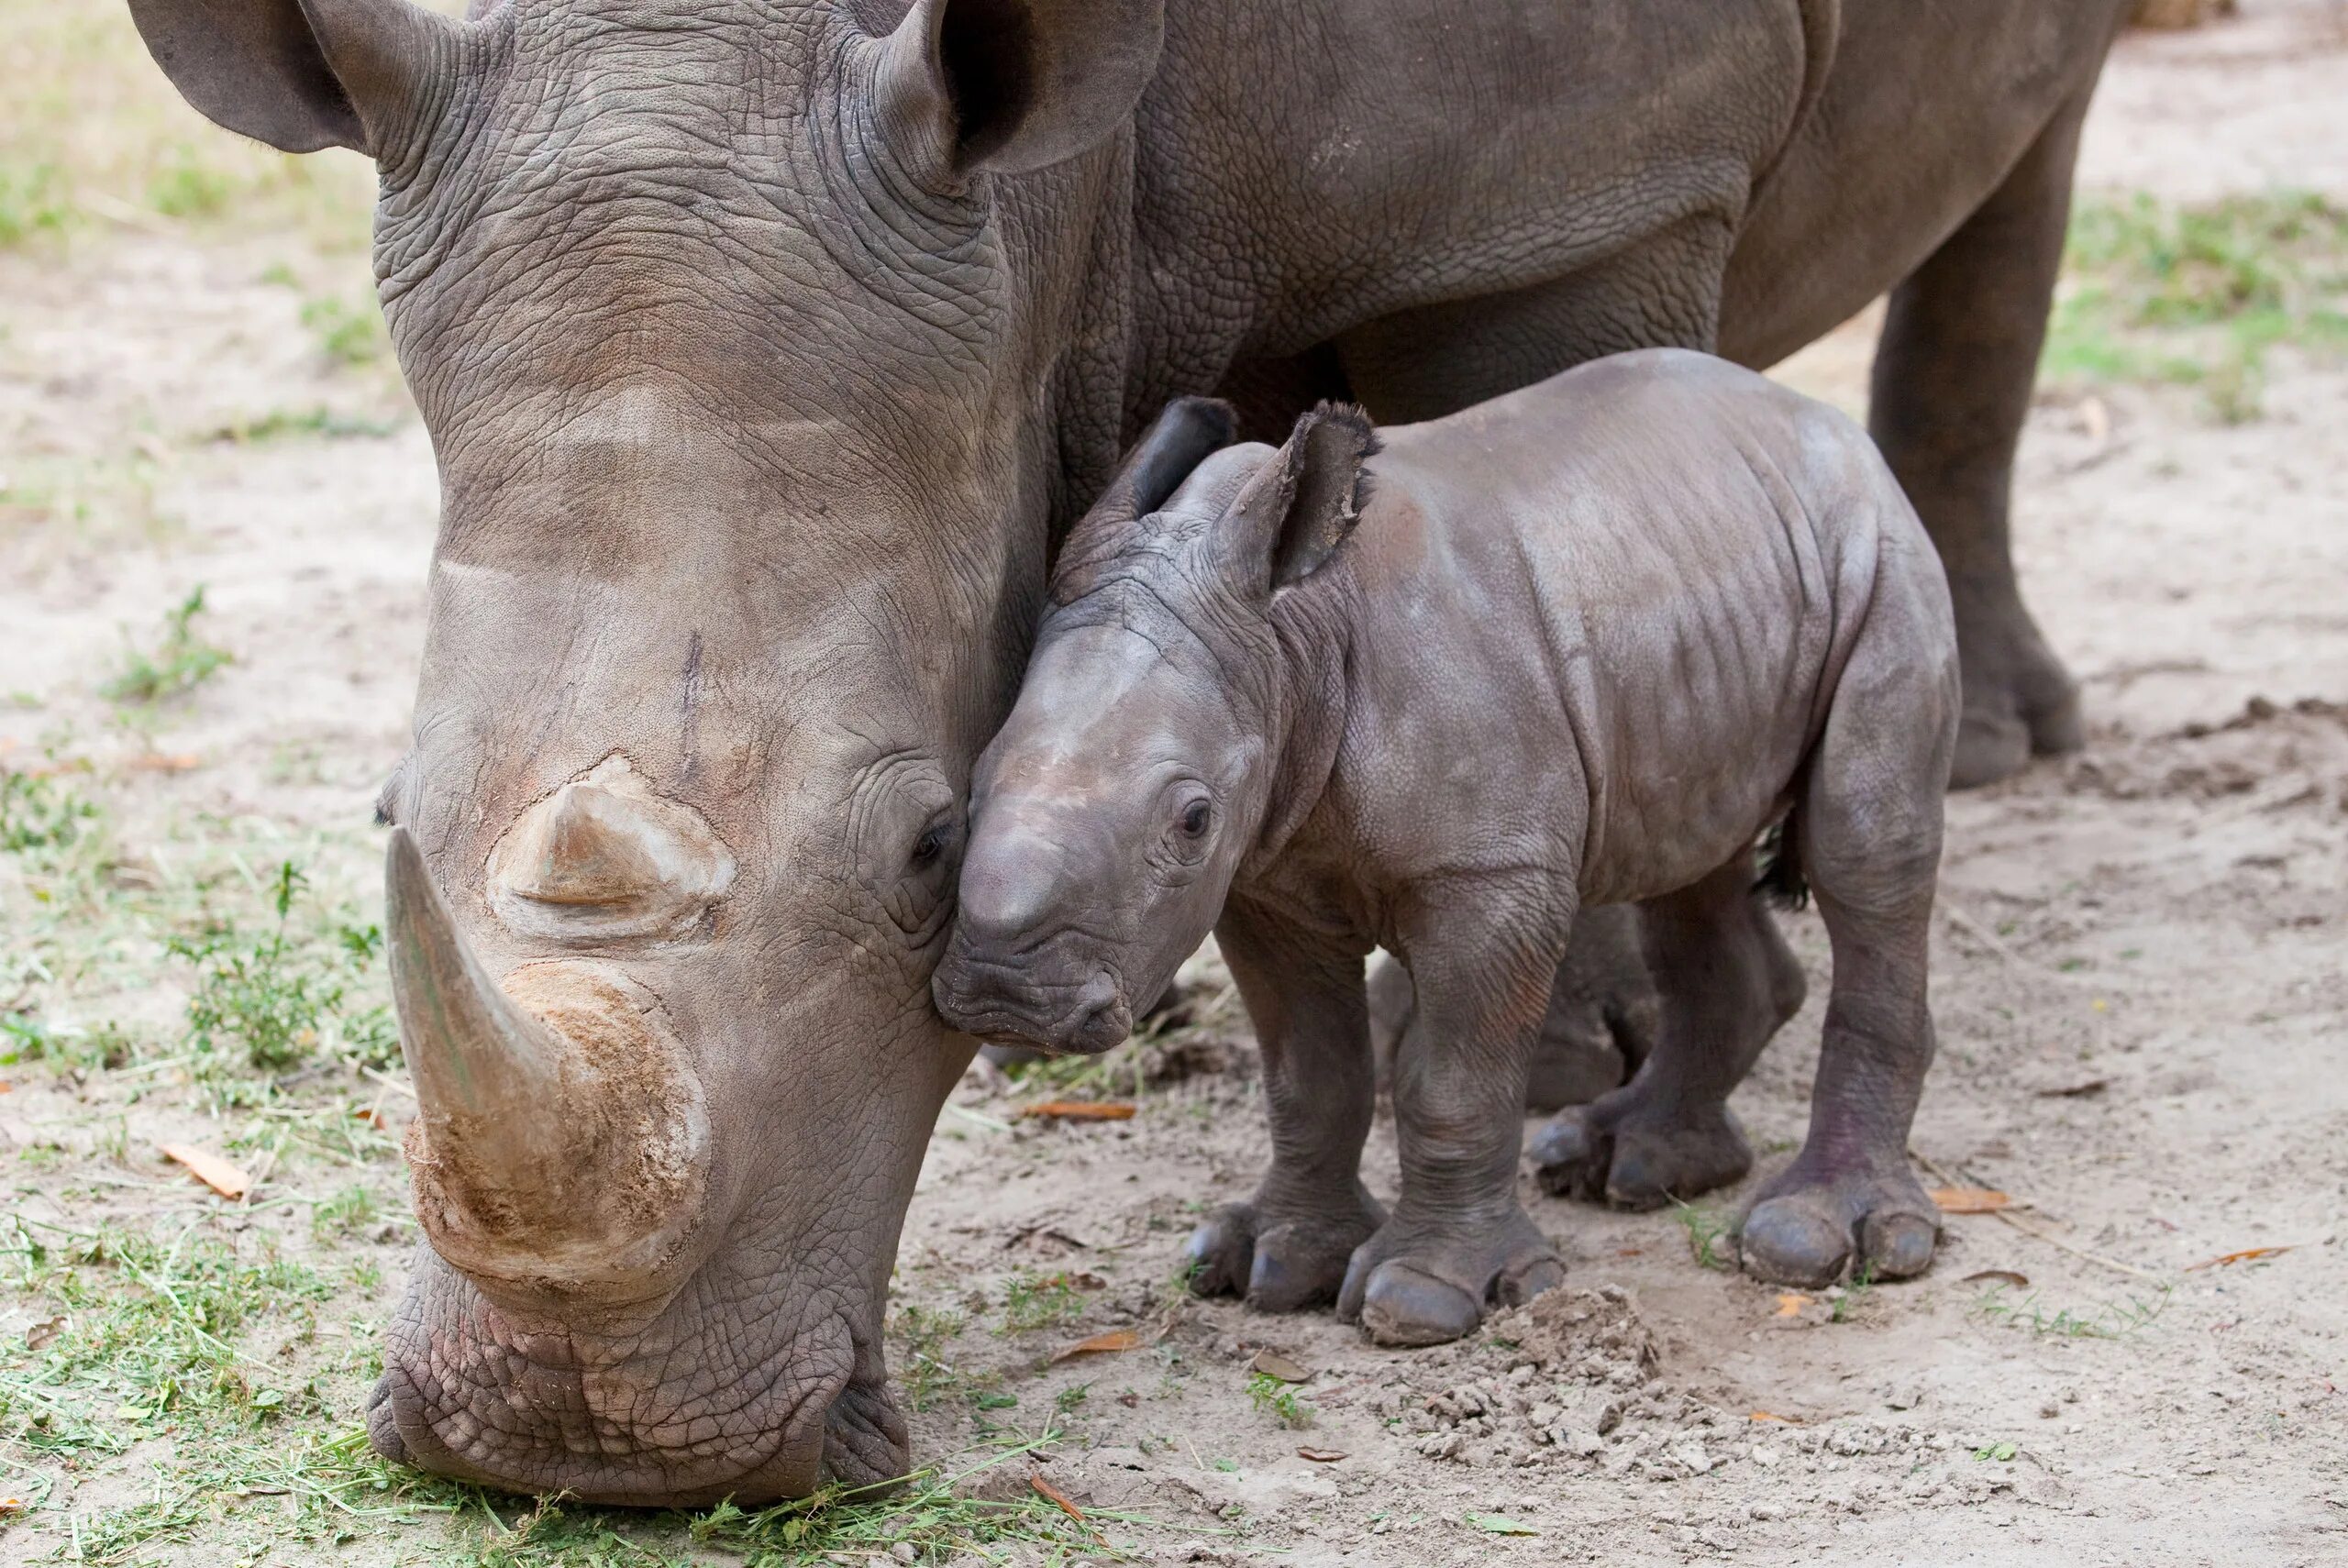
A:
[1184,1204,1257,1298]
[1357,1263,1484,1348]
[1736,1197,1849,1289]
[1528,1108,1607,1198]
[1531,1097,1750,1210]
[1245,1220,1365,1314]
[1735,1163,1943,1286]
[1860,1209,1939,1280]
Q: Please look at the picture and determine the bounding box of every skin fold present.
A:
[936,350,1962,1344]
[126,0,2120,1500]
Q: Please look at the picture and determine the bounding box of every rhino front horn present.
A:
[385,828,711,1297]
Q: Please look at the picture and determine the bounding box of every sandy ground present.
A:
[2,6,2344,1565]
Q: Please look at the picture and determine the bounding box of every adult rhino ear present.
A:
[127,0,465,159]
[1223,403,1380,593]
[876,0,1164,182]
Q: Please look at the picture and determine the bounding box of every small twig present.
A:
[1911,1149,2162,1282]
[359,1065,415,1099]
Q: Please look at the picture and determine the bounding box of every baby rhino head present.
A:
[933,397,1379,1053]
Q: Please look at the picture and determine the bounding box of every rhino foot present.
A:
[1949,589,2083,789]
[1734,1157,1941,1289]
[1530,1089,1753,1210]
[1335,1206,1564,1348]
[1186,1186,1385,1314]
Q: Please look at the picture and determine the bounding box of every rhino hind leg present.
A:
[1529,860,1804,1209]
[1869,81,2099,789]
[1368,903,1656,1116]
[1735,561,1958,1289]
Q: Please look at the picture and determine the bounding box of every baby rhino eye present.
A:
[1180,800,1212,837]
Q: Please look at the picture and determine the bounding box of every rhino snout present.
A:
[934,946,1133,1056]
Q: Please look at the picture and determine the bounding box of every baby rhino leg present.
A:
[1529,859,1804,1208]
[1184,906,1383,1312]
[1737,571,1961,1288]
[1338,895,1567,1347]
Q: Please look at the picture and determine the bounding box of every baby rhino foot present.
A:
[1335,1207,1565,1348]
[1185,1187,1386,1313]
[1735,1159,1941,1288]
[1528,1089,1752,1209]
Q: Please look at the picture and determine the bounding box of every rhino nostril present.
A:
[487,755,735,941]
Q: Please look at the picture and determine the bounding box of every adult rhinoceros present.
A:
[130,0,2124,1505]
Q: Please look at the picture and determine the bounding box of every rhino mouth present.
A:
[368,1249,905,1506]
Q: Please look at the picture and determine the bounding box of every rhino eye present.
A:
[1180,800,1211,838]
[910,819,953,869]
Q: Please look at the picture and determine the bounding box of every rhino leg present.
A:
[1185,904,1383,1314]
[1869,83,2097,789]
[1736,553,1959,1289]
[1368,903,1656,1116]
[1338,896,1567,1347]
[1529,860,1803,1209]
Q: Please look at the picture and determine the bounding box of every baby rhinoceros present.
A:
[934,348,1961,1346]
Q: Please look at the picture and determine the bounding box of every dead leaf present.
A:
[2187,1245,2295,1272]
[24,1317,63,1352]
[1773,1293,1811,1318]
[2035,1078,2110,1099]
[1029,1472,1085,1523]
[160,1143,252,1200]
[1247,1349,1312,1384]
[123,753,202,774]
[1963,1269,2031,1290]
[1930,1187,2011,1214]
[1297,1447,1347,1463]
[1051,1329,1142,1363]
[350,1106,386,1130]
[0,1497,21,1517]
[1020,1100,1136,1121]
[1747,1411,1804,1425]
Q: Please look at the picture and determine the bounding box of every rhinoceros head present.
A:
[129,0,1163,1504]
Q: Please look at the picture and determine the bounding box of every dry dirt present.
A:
[2,6,2344,1566]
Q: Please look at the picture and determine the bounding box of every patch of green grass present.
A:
[1246,1371,1311,1429]
[998,1271,1088,1334]
[1672,1201,1733,1272]
[1828,1262,1877,1324]
[300,294,389,369]
[0,767,96,855]
[207,404,401,444]
[1972,1282,2171,1340]
[308,1183,380,1242]
[0,160,71,248]
[888,1301,971,1412]
[2044,191,2348,422]
[144,142,237,219]
[99,585,231,707]
[0,1215,338,1461]
[168,859,397,1079]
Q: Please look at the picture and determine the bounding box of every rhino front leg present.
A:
[1185,903,1383,1313]
[1338,892,1568,1347]
[1870,83,2097,788]
[1530,857,1805,1209]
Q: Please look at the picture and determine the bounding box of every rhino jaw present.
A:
[387,828,710,1301]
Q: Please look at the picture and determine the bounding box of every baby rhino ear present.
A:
[1230,403,1379,592]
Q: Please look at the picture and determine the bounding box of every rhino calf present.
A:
[934,348,1959,1344]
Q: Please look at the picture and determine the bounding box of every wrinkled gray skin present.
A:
[128,0,2122,1502]
[936,352,1961,1344]
[1369,911,1658,1115]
